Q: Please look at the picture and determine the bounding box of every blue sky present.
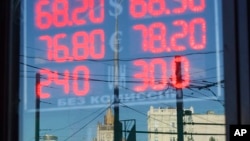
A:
[20,0,224,140]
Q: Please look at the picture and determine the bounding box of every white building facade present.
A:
[148,106,225,141]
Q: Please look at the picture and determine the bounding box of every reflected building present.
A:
[147,106,225,141]
[93,107,114,141]
[43,134,58,141]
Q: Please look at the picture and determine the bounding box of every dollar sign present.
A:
[109,0,123,17]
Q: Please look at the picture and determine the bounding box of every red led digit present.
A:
[170,20,188,51]
[73,66,90,96]
[148,0,166,16]
[189,18,206,50]
[173,0,188,14]
[72,31,89,60]
[52,0,69,27]
[133,60,149,92]
[133,24,148,51]
[129,0,147,18]
[53,70,70,94]
[171,56,190,88]
[72,0,88,25]
[89,29,105,59]
[89,0,104,23]
[35,0,52,29]
[36,69,53,99]
[149,59,167,90]
[39,35,53,60]
[53,33,70,62]
[188,0,206,12]
[149,22,168,53]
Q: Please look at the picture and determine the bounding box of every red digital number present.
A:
[36,69,53,99]
[35,0,52,29]
[189,0,206,12]
[72,0,105,25]
[72,0,89,25]
[171,56,190,88]
[148,22,169,53]
[148,0,168,16]
[89,29,105,59]
[39,29,105,62]
[35,0,104,29]
[52,0,69,27]
[89,0,105,23]
[53,33,71,62]
[53,70,70,94]
[73,66,90,96]
[133,22,171,53]
[172,0,188,14]
[133,57,190,92]
[133,24,148,51]
[149,59,167,90]
[36,66,90,99]
[72,31,89,60]
[129,0,205,18]
[189,18,206,50]
[39,35,53,60]
[72,29,105,60]
[133,60,149,92]
[133,58,167,92]
[40,33,71,62]
[170,20,188,51]
[129,0,147,18]
[133,18,206,53]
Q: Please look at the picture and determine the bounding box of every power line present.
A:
[122,130,225,136]
[20,50,222,62]
[62,103,113,141]
[48,105,110,134]
[119,102,225,133]
[119,102,175,129]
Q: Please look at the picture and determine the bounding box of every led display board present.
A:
[22,0,222,111]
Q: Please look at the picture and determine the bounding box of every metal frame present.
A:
[223,0,250,140]
[0,0,20,141]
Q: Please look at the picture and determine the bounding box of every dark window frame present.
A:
[0,0,20,140]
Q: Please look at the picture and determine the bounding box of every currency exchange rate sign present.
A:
[22,0,222,111]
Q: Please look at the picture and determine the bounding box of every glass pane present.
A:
[20,0,224,141]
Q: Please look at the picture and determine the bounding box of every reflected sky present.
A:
[20,0,224,141]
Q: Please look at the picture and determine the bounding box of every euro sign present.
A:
[109,0,123,17]
[109,31,123,52]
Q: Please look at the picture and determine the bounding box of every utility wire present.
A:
[62,103,113,141]
[48,105,110,133]
[119,102,175,129]
[20,50,222,62]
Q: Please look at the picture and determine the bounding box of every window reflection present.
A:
[20,0,224,141]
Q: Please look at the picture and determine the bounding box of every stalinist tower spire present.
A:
[104,107,114,125]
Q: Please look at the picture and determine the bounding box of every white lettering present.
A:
[241,129,247,136]
[107,65,127,90]
[91,96,99,104]
[58,99,67,106]
[234,129,247,136]
[109,31,123,52]
[109,0,123,17]
[100,95,112,103]
[120,65,126,88]
[68,98,77,106]
[57,98,86,107]
[108,66,114,90]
